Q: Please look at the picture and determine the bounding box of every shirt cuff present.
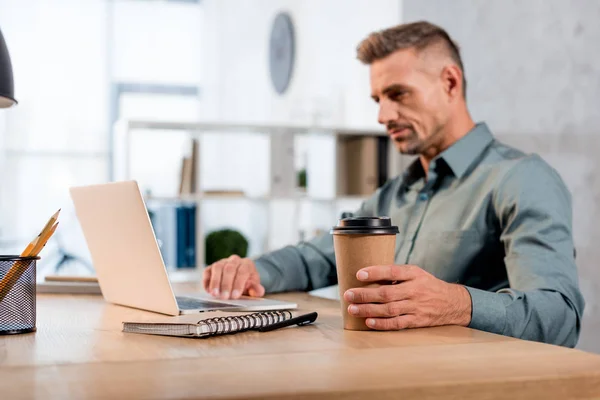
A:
[465,286,509,335]
[254,259,276,293]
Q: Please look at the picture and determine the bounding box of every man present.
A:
[202,21,584,347]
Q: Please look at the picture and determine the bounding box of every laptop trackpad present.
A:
[175,296,239,311]
[176,292,297,312]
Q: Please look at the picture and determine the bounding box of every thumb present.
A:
[247,280,265,297]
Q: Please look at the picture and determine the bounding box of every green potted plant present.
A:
[297,168,307,191]
[205,228,249,266]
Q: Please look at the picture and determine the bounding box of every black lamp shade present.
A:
[0,27,16,108]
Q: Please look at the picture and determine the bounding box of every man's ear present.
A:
[441,65,463,100]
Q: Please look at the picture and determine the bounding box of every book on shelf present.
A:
[179,157,193,196]
[190,138,199,194]
[202,190,246,197]
[337,135,389,196]
[179,138,199,196]
[149,202,196,269]
[176,204,196,268]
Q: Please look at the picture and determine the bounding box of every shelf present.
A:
[334,196,370,202]
[145,194,368,203]
[146,194,269,203]
[113,117,408,268]
[119,119,386,137]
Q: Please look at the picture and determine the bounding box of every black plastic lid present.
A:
[330,217,399,235]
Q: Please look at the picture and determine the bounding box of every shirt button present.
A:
[418,192,429,201]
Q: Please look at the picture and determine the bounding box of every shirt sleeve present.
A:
[466,155,585,347]
[254,192,380,293]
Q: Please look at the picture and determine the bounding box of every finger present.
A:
[202,266,212,291]
[347,300,414,318]
[245,270,266,297]
[231,260,252,299]
[208,260,225,297]
[365,314,420,331]
[219,255,242,299]
[344,283,413,304]
[357,264,419,282]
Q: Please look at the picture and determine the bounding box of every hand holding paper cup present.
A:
[331,217,398,330]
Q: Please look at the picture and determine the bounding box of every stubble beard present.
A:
[393,128,423,155]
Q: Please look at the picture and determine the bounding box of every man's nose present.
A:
[377,100,396,126]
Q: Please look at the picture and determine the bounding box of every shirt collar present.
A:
[436,122,494,179]
[401,122,494,186]
[401,158,425,188]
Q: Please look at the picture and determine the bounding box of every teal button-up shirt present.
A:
[255,122,584,347]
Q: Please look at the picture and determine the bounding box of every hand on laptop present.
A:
[202,255,265,300]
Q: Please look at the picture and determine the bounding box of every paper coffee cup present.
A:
[331,217,398,330]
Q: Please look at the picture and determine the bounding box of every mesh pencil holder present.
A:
[0,255,38,335]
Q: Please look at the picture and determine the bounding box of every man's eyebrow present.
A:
[372,84,411,102]
[382,84,410,95]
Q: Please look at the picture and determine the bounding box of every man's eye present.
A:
[390,92,406,100]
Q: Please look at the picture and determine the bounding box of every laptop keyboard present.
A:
[176,296,237,311]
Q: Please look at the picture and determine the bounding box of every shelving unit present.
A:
[112,119,409,269]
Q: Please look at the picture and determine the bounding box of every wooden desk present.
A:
[1,284,600,399]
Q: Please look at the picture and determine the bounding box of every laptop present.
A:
[69,181,297,315]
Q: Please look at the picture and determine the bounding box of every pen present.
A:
[258,312,318,332]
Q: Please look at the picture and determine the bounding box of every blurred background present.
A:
[0,0,598,352]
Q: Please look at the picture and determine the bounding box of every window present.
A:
[0,0,204,274]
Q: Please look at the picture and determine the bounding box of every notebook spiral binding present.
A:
[202,310,293,335]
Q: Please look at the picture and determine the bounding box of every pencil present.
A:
[19,209,60,258]
[0,256,34,301]
[41,208,60,233]
[32,209,60,250]
[0,210,61,302]
[20,237,40,258]
[30,222,59,257]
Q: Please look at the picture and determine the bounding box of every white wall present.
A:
[402,0,600,353]
[203,0,401,127]
[111,1,204,86]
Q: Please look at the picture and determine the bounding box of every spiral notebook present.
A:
[123,310,294,338]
